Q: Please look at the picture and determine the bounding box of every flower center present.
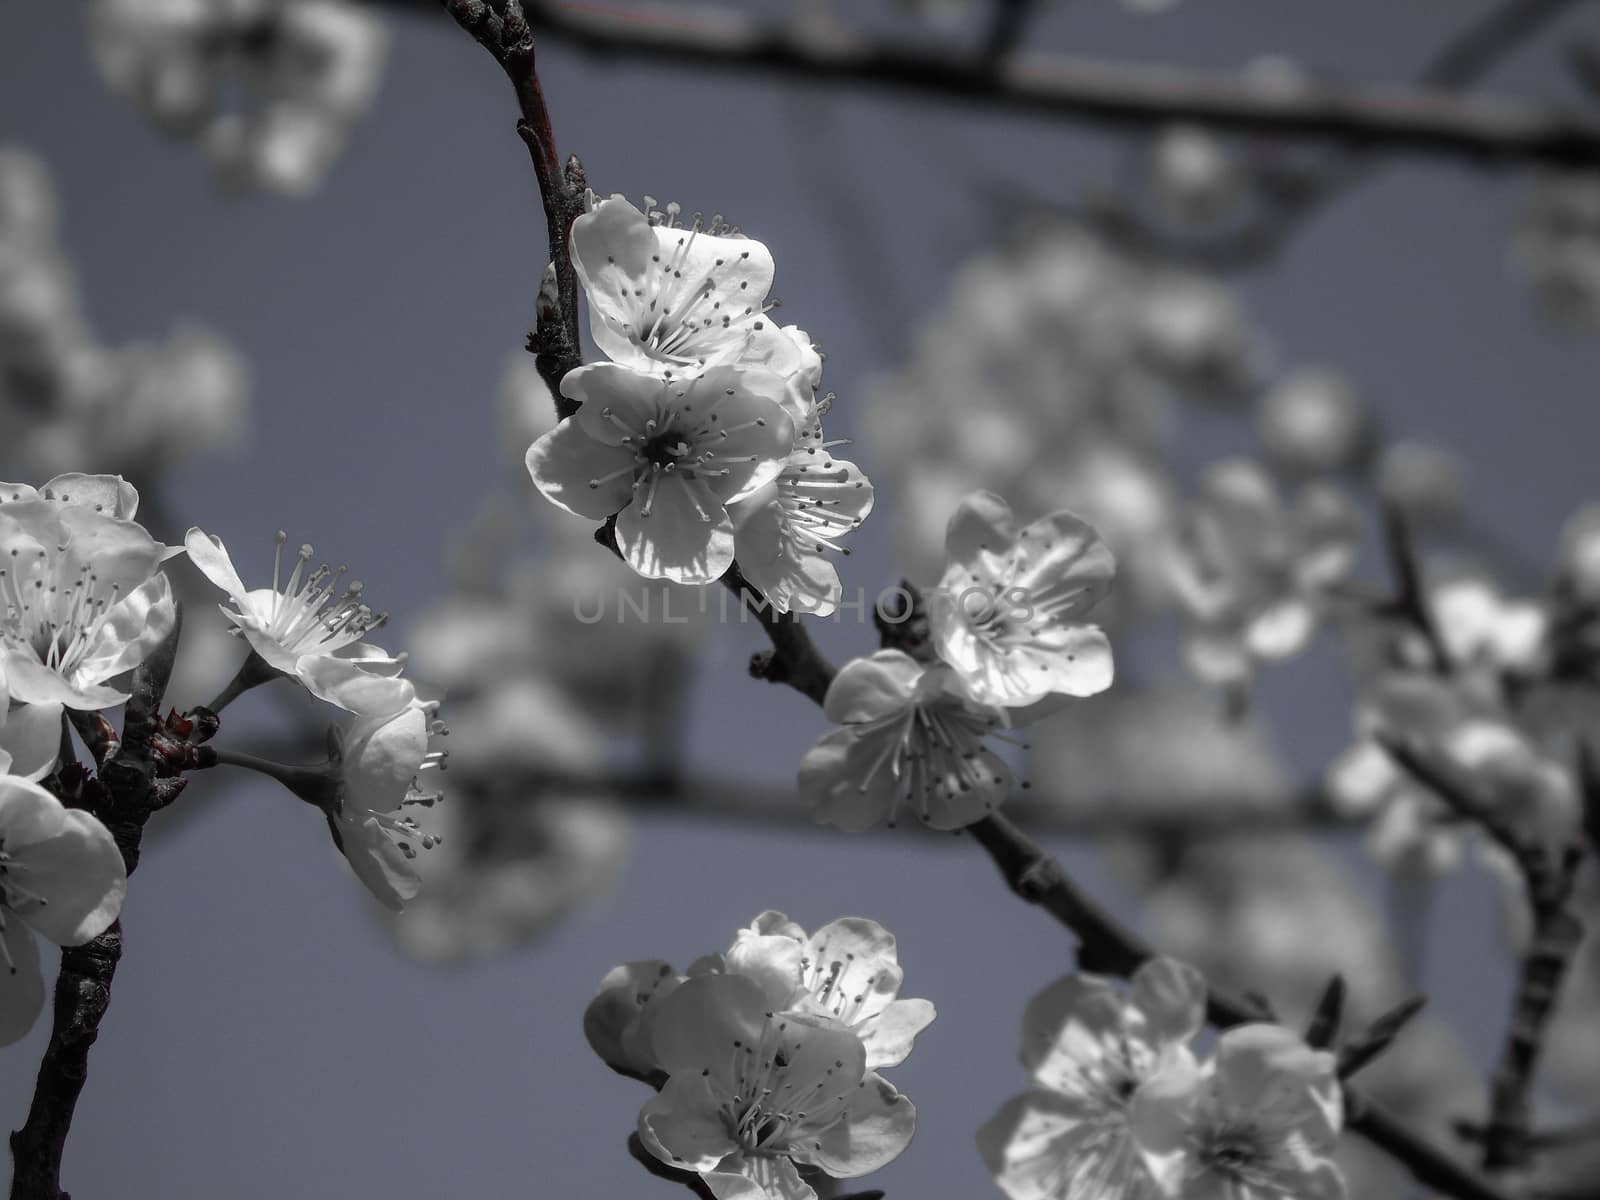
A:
[1199,1121,1267,1177]
[0,547,122,679]
[587,400,772,520]
[718,1018,851,1156]
[262,532,386,655]
[625,223,773,367]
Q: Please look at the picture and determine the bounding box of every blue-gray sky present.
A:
[3,2,1600,1198]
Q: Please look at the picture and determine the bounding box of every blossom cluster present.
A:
[0,147,248,480]
[183,524,446,910]
[586,912,928,1200]
[0,474,171,1043]
[86,0,387,196]
[801,490,1115,830]
[527,196,873,612]
[980,958,1346,1200]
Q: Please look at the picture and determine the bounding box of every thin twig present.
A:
[443,0,588,416]
[388,0,1600,166]
[10,606,185,1200]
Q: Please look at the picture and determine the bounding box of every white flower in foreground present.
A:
[927,491,1115,707]
[637,973,916,1200]
[723,912,935,1070]
[798,649,1017,831]
[978,958,1204,1200]
[1131,1023,1345,1200]
[0,474,175,711]
[527,362,795,583]
[570,196,803,381]
[0,774,127,1046]
[322,688,447,911]
[729,418,874,616]
[184,527,410,714]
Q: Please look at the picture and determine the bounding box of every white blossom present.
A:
[0,774,127,1046]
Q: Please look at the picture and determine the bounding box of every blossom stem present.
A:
[204,747,335,807]
[204,650,282,716]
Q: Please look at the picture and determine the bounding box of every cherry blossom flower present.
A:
[569,196,803,382]
[1166,459,1357,687]
[0,773,127,1046]
[1428,571,1547,678]
[1130,1023,1345,1200]
[978,959,1206,1200]
[797,649,1018,831]
[527,362,795,584]
[184,526,410,715]
[1255,367,1373,477]
[313,687,447,911]
[0,474,176,711]
[636,973,916,1200]
[926,492,1115,708]
[722,912,935,1070]
[729,417,874,616]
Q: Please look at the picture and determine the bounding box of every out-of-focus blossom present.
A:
[87,0,388,196]
[184,526,410,714]
[0,474,176,711]
[1130,1023,1345,1200]
[926,491,1115,707]
[1166,459,1357,686]
[1028,684,1296,824]
[636,972,916,1200]
[392,790,628,965]
[1143,836,1402,1021]
[1557,500,1600,602]
[977,958,1205,1200]
[1,148,249,481]
[1512,171,1600,328]
[1429,570,1547,678]
[729,414,874,616]
[528,362,795,584]
[1327,674,1576,877]
[569,196,803,384]
[798,649,1016,831]
[1255,367,1373,476]
[0,773,127,1046]
[1376,441,1467,530]
[1146,125,1243,226]
[1133,276,1261,400]
[722,912,936,1070]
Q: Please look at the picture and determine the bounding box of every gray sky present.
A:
[4,2,1600,1198]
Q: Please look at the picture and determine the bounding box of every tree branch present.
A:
[390,0,1600,167]
[10,606,184,1200]
[1383,736,1587,1174]
[443,0,587,416]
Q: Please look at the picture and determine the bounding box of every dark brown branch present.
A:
[1380,737,1587,1175]
[721,561,837,707]
[443,0,587,416]
[392,0,1600,167]
[10,606,184,1200]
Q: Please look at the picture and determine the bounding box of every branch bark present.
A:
[10,606,184,1200]
[400,0,1600,167]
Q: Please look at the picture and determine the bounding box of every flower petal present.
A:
[822,651,921,725]
[800,727,901,833]
[0,777,126,945]
[1130,958,1206,1047]
[0,918,44,1048]
[0,701,63,782]
[615,475,734,584]
[802,1071,915,1178]
[183,527,249,603]
[525,418,638,521]
[637,1073,741,1173]
[857,998,936,1070]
